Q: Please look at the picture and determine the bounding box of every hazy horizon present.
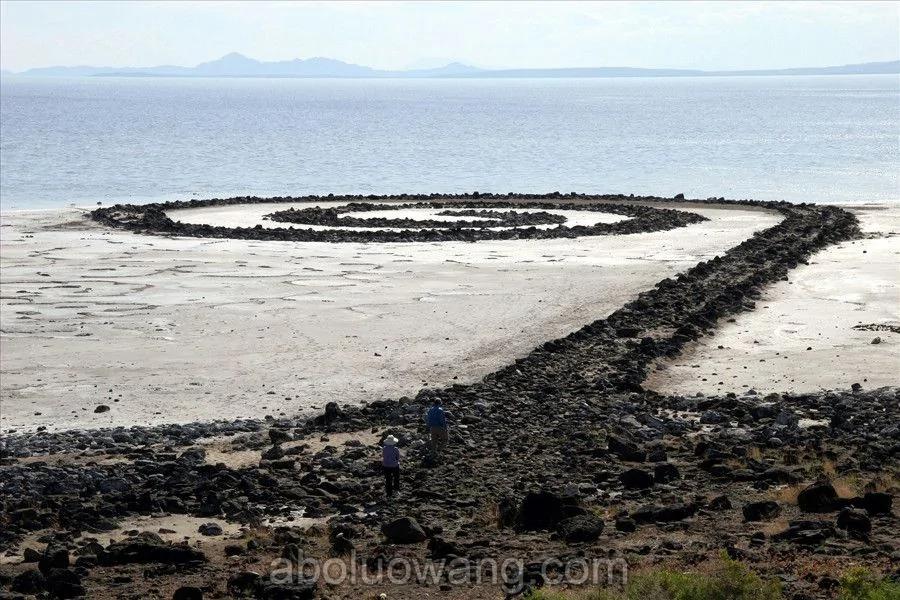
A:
[1,1,898,73]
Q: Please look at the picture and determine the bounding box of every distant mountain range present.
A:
[3,53,898,79]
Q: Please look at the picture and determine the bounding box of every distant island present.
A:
[3,53,899,79]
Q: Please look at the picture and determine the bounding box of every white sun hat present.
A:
[383,435,398,446]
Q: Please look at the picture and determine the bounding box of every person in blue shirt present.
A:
[426,398,449,455]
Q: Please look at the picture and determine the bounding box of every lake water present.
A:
[1,75,898,210]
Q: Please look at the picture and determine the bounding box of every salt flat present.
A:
[0,203,779,431]
[646,205,900,396]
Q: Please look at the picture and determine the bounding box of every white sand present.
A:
[645,205,900,396]
[1,203,780,432]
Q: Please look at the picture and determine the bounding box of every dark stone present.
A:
[22,547,41,563]
[773,520,834,545]
[94,405,110,413]
[269,429,292,445]
[38,543,69,574]
[102,539,206,565]
[797,482,839,513]
[620,468,654,490]
[262,445,286,460]
[836,508,871,538]
[516,491,585,531]
[760,467,800,484]
[324,402,343,421]
[708,495,733,510]
[10,569,45,594]
[653,463,680,483]
[632,503,697,524]
[381,516,427,544]
[700,410,728,424]
[749,403,778,419]
[98,477,130,494]
[743,501,781,522]
[173,586,204,600]
[608,436,646,462]
[198,522,223,536]
[861,492,892,515]
[45,568,84,599]
[615,517,637,532]
[227,571,261,596]
[428,536,462,559]
[556,514,604,543]
[257,581,317,600]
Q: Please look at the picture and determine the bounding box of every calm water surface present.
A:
[1,75,898,209]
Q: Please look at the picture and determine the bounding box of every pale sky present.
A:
[1,0,898,72]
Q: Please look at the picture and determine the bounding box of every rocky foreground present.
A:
[1,197,897,599]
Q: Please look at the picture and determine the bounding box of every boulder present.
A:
[749,403,778,420]
[654,463,680,483]
[38,543,69,573]
[620,468,654,490]
[608,436,646,462]
[10,569,45,594]
[614,517,637,532]
[708,495,733,510]
[227,571,261,597]
[102,539,206,565]
[556,514,604,543]
[45,568,84,599]
[269,429,292,445]
[632,503,697,524]
[262,445,286,461]
[743,501,781,522]
[381,516,427,544]
[257,581,316,600]
[700,410,727,424]
[797,482,839,513]
[516,491,585,531]
[173,586,204,600]
[860,491,892,515]
[178,447,207,463]
[773,520,834,545]
[98,477,130,494]
[836,508,871,539]
[23,547,42,563]
[428,536,463,559]
[198,522,223,536]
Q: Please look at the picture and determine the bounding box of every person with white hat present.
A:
[382,435,401,497]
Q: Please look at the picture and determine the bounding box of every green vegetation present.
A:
[839,568,900,600]
[526,557,780,600]
[526,559,899,600]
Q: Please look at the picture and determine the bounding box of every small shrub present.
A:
[839,568,900,600]
[526,555,781,600]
